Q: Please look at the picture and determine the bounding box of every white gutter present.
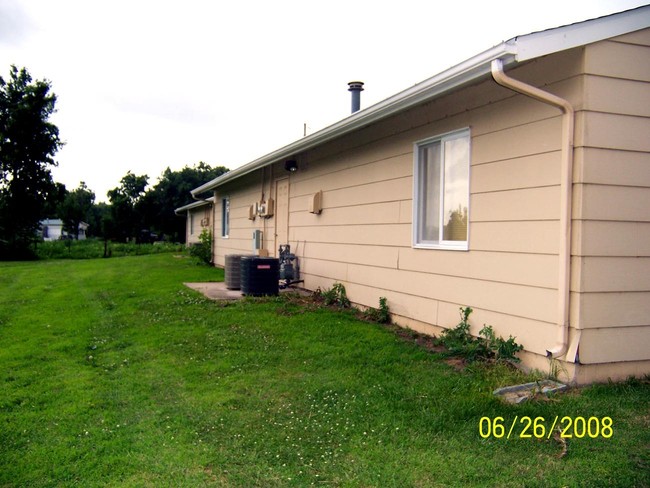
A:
[191,42,517,196]
[490,59,575,359]
[174,197,214,215]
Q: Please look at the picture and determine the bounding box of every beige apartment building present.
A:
[181,6,650,384]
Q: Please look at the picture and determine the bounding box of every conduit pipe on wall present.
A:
[490,59,575,359]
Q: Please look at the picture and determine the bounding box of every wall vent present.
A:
[309,190,322,214]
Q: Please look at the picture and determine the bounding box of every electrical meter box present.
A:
[258,198,274,218]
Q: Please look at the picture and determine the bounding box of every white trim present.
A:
[413,242,469,251]
[514,5,650,61]
[412,128,470,251]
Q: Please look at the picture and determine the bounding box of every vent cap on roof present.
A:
[348,81,364,113]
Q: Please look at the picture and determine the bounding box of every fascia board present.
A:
[174,197,214,215]
[515,5,650,61]
[191,43,516,195]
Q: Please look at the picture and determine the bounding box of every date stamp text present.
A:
[479,416,613,439]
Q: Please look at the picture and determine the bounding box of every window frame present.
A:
[221,196,230,238]
[412,128,471,251]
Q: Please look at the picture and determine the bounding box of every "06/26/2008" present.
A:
[478,416,613,439]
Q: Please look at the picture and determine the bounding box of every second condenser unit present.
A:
[225,254,249,290]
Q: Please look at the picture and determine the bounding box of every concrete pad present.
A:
[184,282,243,300]
[184,282,311,301]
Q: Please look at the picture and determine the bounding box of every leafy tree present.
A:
[107,171,148,242]
[58,181,95,239]
[87,201,110,239]
[139,162,227,242]
[96,163,227,245]
[43,182,68,218]
[0,65,62,259]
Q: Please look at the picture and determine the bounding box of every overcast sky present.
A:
[1,0,646,202]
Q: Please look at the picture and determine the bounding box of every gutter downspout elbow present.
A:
[191,191,208,202]
[490,59,575,359]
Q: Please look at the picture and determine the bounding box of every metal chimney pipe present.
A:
[348,81,364,113]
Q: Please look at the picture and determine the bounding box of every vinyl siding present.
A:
[571,30,650,365]
[213,53,575,358]
[186,205,212,245]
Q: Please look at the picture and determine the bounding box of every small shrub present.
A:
[437,306,475,355]
[319,282,350,308]
[436,306,523,363]
[188,229,212,265]
[364,297,391,324]
[377,297,390,324]
[478,325,523,363]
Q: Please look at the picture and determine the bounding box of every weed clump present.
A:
[315,285,392,326]
[318,282,351,308]
[364,297,391,324]
[436,306,523,363]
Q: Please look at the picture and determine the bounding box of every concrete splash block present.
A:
[494,380,568,404]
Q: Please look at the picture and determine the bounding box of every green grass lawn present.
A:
[1,254,648,487]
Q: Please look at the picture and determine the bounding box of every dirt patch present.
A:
[444,357,468,371]
[388,323,445,353]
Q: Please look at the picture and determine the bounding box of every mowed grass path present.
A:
[0,254,648,487]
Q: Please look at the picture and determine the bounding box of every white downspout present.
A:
[490,59,575,359]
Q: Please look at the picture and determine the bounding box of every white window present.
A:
[413,128,470,250]
[221,197,230,238]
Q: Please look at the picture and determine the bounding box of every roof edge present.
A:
[192,42,516,195]
[174,196,214,215]
[514,4,650,61]
[191,5,650,195]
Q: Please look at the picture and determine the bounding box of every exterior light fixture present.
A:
[284,160,298,172]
